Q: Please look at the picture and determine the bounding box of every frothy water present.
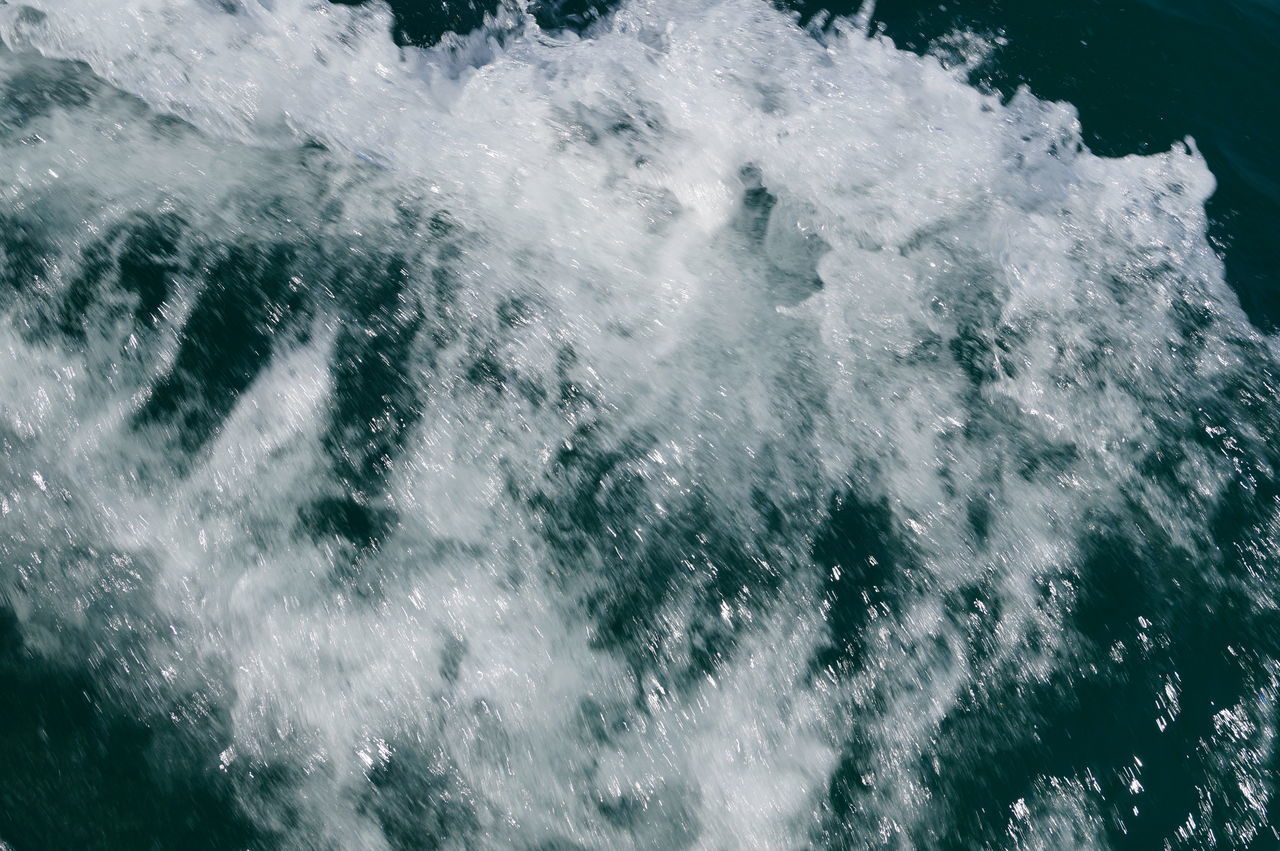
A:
[1,0,1278,847]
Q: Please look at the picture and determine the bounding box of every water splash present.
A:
[1,0,1278,846]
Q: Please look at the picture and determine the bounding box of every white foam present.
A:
[0,0,1273,845]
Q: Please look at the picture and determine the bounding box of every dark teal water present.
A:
[1,0,1278,848]
[867,0,1280,335]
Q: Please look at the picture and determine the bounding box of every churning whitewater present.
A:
[1,0,1279,847]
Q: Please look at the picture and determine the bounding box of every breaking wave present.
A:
[1,0,1278,846]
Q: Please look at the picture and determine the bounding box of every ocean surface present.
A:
[1,0,1278,847]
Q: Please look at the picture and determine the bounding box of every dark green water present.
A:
[1,0,1278,848]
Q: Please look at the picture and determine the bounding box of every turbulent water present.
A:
[1,0,1279,847]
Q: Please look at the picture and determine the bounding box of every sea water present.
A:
[0,0,1278,847]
